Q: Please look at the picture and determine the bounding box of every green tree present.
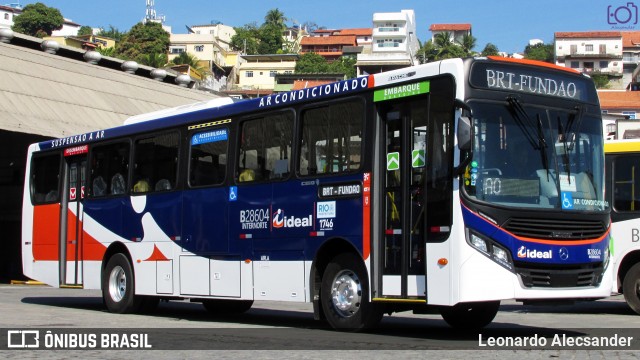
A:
[170,52,210,75]
[416,39,437,64]
[590,73,610,89]
[77,26,93,36]
[140,52,168,68]
[230,23,260,54]
[97,25,125,41]
[116,22,170,63]
[96,46,116,57]
[11,2,64,38]
[481,43,500,57]
[295,52,330,73]
[258,23,284,54]
[264,8,287,29]
[432,32,466,60]
[328,56,356,78]
[524,43,554,63]
[457,34,477,56]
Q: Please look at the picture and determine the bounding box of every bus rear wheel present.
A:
[320,253,382,331]
[622,263,640,315]
[102,253,142,314]
[439,301,500,329]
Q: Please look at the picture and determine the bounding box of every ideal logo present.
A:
[272,209,313,229]
[517,246,552,259]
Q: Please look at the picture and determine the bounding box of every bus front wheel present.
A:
[623,263,640,315]
[102,253,142,313]
[320,253,383,331]
[439,301,500,329]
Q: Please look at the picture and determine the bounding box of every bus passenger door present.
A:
[377,97,429,299]
[375,77,454,300]
[60,154,87,286]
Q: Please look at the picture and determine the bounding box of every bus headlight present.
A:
[470,233,488,253]
[493,246,508,263]
[603,246,610,270]
[467,229,514,272]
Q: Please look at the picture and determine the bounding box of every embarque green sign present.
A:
[374,81,430,102]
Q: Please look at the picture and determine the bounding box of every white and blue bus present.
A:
[22,56,612,331]
[605,139,640,315]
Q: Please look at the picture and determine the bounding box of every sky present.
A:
[14,0,640,53]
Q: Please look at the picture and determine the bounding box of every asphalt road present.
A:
[1,284,639,359]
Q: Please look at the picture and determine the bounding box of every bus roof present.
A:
[604,139,640,153]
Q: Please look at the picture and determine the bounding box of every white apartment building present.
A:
[169,24,239,91]
[0,5,18,29]
[554,31,624,87]
[51,19,81,36]
[187,23,235,51]
[356,9,419,75]
[429,23,472,45]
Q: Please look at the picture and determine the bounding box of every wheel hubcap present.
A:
[108,265,126,302]
[330,270,362,318]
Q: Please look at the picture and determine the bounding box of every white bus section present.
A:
[605,139,640,314]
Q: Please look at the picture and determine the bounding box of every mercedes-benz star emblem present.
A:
[559,247,569,260]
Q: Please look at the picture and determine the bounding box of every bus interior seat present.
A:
[155,179,171,191]
[239,168,255,182]
[133,179,150,193]
[93,176,107,196]
[45,190,58,201]
[111,173,125,195]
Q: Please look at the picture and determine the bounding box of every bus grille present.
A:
[503,218,606,240]
[515,262,604,288]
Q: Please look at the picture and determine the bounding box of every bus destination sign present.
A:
[470,62,597,103]
[318,182,362,199]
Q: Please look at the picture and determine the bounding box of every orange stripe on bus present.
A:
[487,55,581,74]
[33,204,61,261]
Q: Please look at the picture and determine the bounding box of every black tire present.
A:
[439,301,500,329]
[102,253,143,313]
[622,263,640,315]
[202,299,254,314]
[320,253,383,331]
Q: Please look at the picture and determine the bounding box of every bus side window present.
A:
[90,142,129,197]
[238,112,293,183]
[133,132,179,193]
[299,100,364,176]
[31,153,61,204]
[614,154,640,212]
[189,128,229,187]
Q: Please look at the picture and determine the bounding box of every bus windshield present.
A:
[463,100,606,212]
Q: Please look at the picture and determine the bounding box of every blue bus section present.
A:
[82,174,365,262]
[461,205,609,265]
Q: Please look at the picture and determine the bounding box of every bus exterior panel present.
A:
[22,57,614,331]
[605,139,640,314]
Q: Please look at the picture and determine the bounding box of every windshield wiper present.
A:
[506,96,539,149]
[535,113,550,177]
[506,96,550,177]
[558,117,572,180]
[566,105,583,151]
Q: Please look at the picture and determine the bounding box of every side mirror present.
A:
[457,115,472,151]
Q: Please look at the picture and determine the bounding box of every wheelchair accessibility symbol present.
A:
[561,192,573,210]
[229,186,238,201]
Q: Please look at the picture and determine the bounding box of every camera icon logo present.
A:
[608,2,639,25]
